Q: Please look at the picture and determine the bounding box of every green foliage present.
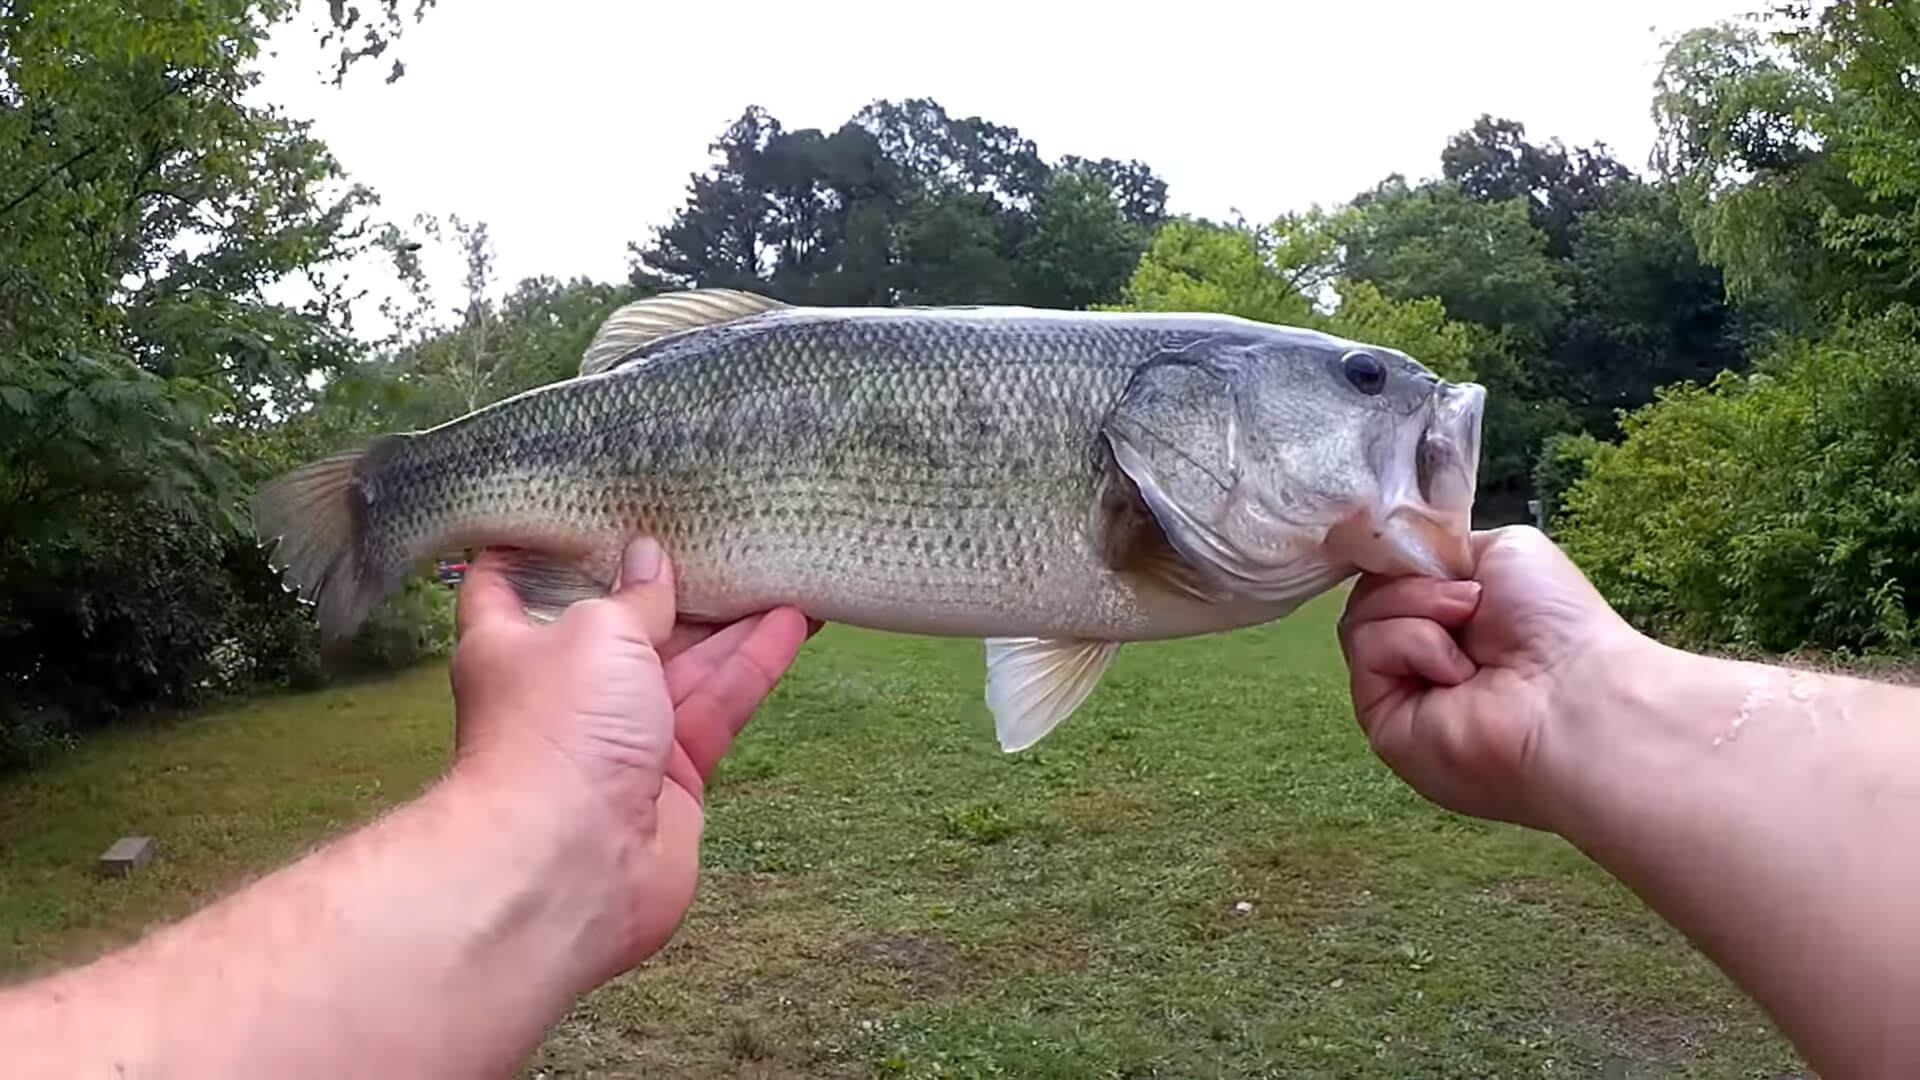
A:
[633,99,1165,308]
[0,0,437,765]
[1440,114,1633,259]
[1116,217,1317,326]
[1559,310,1920,654]
[338,576,457,675]
[1554,179,1747,430]
[1653,6,1920,322]
[1531,430,1604,528]
[1013,167,1149,311]
[1339,178,1569,341]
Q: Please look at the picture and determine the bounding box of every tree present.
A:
[1557,310,1920,655]
[1554,179,1745,429]
[1440,114,1633,258]
[1650,12,1919,323]
[0,0,436,766]
[1339,177,1569,342]
[1014,167,1150,310]
[631,98,1167,309]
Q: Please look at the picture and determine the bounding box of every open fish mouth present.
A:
[1335,380,1486,581]
[1419,381,1484,517]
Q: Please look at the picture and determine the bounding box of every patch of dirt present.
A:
[1545,990,1797,1077]
[843,931,962,997]
[1059,788,1153,826]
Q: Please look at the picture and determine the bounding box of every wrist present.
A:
[433,763,643,996]
[1527,628,1717,839]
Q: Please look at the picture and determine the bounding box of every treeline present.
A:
[1554,4,1920,656]
[3,0,1915,767]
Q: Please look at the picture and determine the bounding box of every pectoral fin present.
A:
[983,637,1121,752]
[494,550,612,623]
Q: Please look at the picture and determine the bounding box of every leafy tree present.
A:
[0,0,436,766]
[1440,114,1633,259]
[1014,167,1150,310]
[1553,179,1747,429]
[1651,9,1920,323]
[632,98,1165,309]
[1339,177,1569,342]
[1116,217,1318,327]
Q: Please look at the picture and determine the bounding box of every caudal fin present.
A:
[250,438,403,643]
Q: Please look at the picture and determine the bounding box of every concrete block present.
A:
[98,836,158,876]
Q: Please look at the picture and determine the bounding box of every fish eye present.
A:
[1342,351,1387,395]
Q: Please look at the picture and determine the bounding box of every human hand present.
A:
[1336,525,1650,830]
[446,537,814,987]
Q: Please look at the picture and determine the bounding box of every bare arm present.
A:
[0,540,813,1079]
[2,771,618,1078]
[1339,526,1920,1078]
[1541,641,1920,1075]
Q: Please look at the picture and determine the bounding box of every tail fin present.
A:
[249,437,404,643]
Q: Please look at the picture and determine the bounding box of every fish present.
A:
[251,289,1485,751]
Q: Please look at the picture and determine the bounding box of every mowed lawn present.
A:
[0,591,1805,1078]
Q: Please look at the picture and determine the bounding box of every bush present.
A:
[1557,309,1920,654]
[0,497,458,772]
[334,575,457,675]
[1532,430,1605,529]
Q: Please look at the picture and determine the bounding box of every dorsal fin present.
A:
[579,288,789,376]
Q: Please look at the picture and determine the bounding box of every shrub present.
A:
[1557,308,1920,654]
[0,500,458,772]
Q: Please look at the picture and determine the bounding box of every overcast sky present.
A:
[254,0,1760,328]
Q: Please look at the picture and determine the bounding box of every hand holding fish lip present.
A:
[447,535,813,986]
[1337,525,1644,831]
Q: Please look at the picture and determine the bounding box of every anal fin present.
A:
[494,549,612,623]
[984,637,1122,752]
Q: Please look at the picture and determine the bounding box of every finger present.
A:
[673,606,810,779]
[455,548,532,639]
[600,536,677,647]
[660,620,726,662]
[1471,524,1547,561]
[1341,575,1480,636]
[664,615,769,705]
[1343,616,1477,715]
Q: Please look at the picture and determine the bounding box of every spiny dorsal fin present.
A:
[579,288,788,376]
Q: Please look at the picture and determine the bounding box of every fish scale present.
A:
[252,289,1485,750]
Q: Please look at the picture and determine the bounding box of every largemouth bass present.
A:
[253,290,1485,750]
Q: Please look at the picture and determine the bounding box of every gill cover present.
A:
[1100,342,1348,607]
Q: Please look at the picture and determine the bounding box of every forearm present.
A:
[1543,641,1920,1076]
[0,768,616,1079]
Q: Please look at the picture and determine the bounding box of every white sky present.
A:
[254,0,1761,332]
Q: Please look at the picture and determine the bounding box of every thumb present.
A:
[605,536,677,646]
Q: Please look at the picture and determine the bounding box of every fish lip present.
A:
[1420,381,1485,514]
[1346,380,1486,581]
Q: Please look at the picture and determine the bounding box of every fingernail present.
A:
[623,537,662,584]
[1444,580,1482,603]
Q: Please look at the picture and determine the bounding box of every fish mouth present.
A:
[1338,380,1486,581]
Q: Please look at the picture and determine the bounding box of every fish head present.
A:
[1104,326,1485,603]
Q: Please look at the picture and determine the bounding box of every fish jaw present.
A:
[1333,381,1485,581]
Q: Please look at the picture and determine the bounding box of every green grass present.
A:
[0,592,1806,1078]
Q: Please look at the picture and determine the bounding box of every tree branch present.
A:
[0,74,201,220]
